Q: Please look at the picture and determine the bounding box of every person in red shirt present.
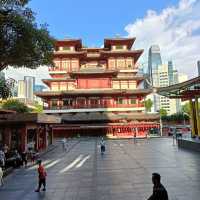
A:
[35,160,47,192]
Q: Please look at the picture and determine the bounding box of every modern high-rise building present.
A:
[168,61,174,85]
[148,45,162,86]
[197,61,200,76]
[17,76,35,103]
[24,76,35,101]
[17,80,26,98]
[35,37,160,138]
[148,45,162,112]
[157,64,179,114]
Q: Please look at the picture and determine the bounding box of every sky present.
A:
[5,0,200,84]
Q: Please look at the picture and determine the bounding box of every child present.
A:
[35,160,47,192]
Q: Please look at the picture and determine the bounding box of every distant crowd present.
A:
[0,145,40,170]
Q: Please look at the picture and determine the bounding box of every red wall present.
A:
[77,78,110,89]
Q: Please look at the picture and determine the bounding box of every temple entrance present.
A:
[27,129,37,151]
[77,128,107,137]
[53,128,107,138]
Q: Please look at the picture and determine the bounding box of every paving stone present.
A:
[1,138,200,200]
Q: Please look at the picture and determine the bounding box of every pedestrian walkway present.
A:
[0,138,200,200]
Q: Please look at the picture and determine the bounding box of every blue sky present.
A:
[5,0,200,83]
[29,0,179,46]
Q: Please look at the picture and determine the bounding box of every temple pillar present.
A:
[20,126,27,152]
[195,97,200,138]
[190,99,196,138]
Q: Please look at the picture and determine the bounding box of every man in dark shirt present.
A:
[148,173,168,200]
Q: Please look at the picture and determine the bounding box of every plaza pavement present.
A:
[0,138,200,200]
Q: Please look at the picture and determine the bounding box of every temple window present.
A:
[130,98,136,104]
[108,59,116,69]
[62,60,70,71]
[59,46,74,51]
[71,60,79,71]
[90,98,99,106]
[126,58,133,68]
[112,81,120,89]
[128,81,136,89]
[63,46,71,51]
[51,82,59,91]
[112,45,127,51]
[117,59,125,69]
[117,97,124,104]
[51,99,58,107]
[76,98,86,106]
[60,82,67,90]
[63,99,73,107]
[68,82,75,90]
[54,60,60,69]
[115,45,124,50]
[120,81,128,89]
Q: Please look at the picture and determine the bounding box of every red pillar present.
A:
[20,126,27,152]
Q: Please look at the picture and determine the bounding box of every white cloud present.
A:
[4,66,50,85]
[125,0,200,78]
[3,0,200,82]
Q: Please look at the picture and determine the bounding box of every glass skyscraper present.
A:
[148,45,162,112]
[168,61,174,85]
[148,45,162,86]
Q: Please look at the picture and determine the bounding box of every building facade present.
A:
[36,38,160,138]
[197,61,200,76]
[17,76,35,103]
[157,64,179,114]
[24,76,35,102]
[17,80,26,98]
[0,113,61,152]
[148,45,162,112]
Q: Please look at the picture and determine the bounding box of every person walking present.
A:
[100,137,105,154]
[64,138,68,152]
[147,173,168,200]
[0,166,3,186]
[21,151,28,167]
[61,138,66,152]
[35,160,47,192]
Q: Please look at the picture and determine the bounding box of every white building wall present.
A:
[157,64,178,115]
[17,80,25,98]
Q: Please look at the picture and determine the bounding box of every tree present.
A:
[32,103,43,113]
[144,99,153,112]
[159,108,167,117]
[1,99,30,113]
[182,102,191,115]
[182,102,200,116]
[161,112,190,121]
[0,77,15,99]
[0,0,55,71]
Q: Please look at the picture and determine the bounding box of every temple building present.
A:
[35,38,160,138]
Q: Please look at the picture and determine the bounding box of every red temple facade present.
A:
[36,38,160,138]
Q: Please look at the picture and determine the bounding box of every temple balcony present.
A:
[43,103,145,113]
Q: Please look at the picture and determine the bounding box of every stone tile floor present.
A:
[0,138,200,200]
